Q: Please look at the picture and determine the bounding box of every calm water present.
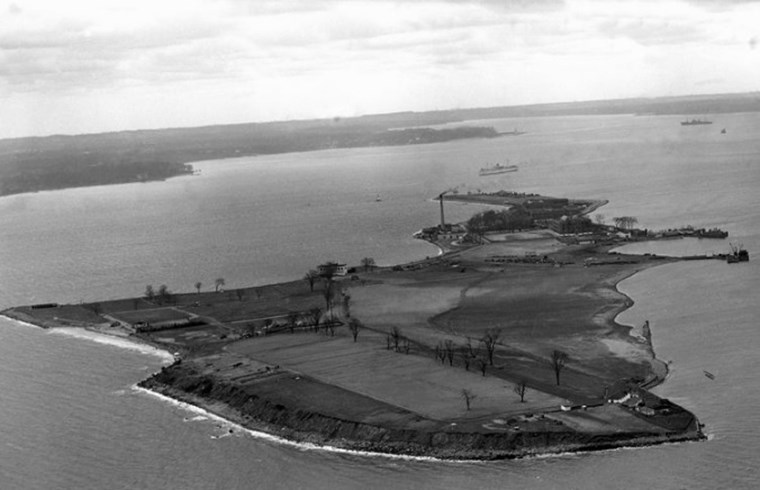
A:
[1,113,759,489]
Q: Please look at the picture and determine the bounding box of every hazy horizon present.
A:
[2,89,758,141]
[2,0,759,139]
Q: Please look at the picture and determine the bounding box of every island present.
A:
[1,190,713,460]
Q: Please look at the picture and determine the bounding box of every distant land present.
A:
[1,91,759,197]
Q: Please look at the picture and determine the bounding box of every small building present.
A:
[318,262,348,276]
[549,215,595,235]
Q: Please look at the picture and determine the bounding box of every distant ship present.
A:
[727,243,749,264]
[479,162,519,176]
[695,227,728,239]
[681,119,713,126]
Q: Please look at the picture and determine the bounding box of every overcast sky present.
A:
[1,0,758,138]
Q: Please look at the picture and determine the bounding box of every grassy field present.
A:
[228,331,568,421]
[110,307,191,325]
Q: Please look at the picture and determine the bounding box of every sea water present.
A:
[1,112,759,489]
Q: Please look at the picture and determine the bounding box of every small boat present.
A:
[721,128,727,134]
[375,194,382,202]
[703,370,715,380]
[479,162,519,176]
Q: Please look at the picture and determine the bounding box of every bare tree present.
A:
[215,277,225,292]
[459,346,472,371]
[481,328,501,366]
[434,342,448,364]
[195,281,202,295]
[465,337,476,358]
[157,284,170,305]
[287,311,300,334]
[390,326,401,352]
[444,339,455,366]
[461,389,477,411]
[348,318,361,342]
[514,380,528,403]
[322,280,334,313]
[402,338,411,354]
[361,257,376,272]
[144,284,155,301]
[612,216,638,231]
[236,289,245,302]
[304,270,319,292]
[594,213,606,226]
[308,307,322,333]
[477,357,488,377]
[341,293,351,318]
[550,350,569,386]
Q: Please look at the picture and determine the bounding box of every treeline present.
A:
[0,122,497,197]
[467,208,534,233]
[0,156,192,196]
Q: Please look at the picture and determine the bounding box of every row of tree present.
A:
[612,216,639,231]
[381,325,572,409]
[143,278,227,305]
[467,208,534,236]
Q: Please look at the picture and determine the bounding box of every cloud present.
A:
[594,18,706,46]
[683,0,760,9]
[2,0,760,138]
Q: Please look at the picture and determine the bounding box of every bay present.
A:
[1,112,759,489]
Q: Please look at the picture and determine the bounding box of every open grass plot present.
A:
[110,307,191,325]
[228,332,568,422]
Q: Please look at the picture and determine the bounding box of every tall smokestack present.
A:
[439,192,446,227]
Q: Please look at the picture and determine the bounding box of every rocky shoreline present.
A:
[139,360,703,461]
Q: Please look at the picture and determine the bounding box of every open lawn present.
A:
[110,307,191,325]
[227,331,569,421]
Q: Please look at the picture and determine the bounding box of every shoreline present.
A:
[1,252,702,461]
[137,370,701,461]
[5,304,688,463]
[2,207,709,462]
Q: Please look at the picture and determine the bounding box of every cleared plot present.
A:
[187,290,325,323]
[547,404,667,434]
[145,323,231,347]
[15,305,105,324]
[347,277,463,327]
[227,333,569,421]
[110,307,191,325]
[473,235,564,258]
